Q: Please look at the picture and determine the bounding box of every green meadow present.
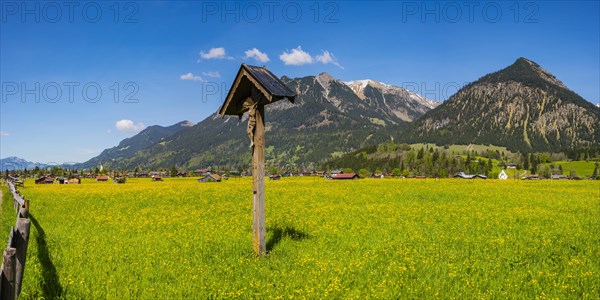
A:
[3,177,597,298]
[542,161,598,177]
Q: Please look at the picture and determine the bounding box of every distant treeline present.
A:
[321,143,600,178]
[4,145,600,179]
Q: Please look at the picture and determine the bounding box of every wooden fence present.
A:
[0,180,30,300]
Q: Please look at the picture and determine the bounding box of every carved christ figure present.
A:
[243,86,265,150]
[243,98,258,149]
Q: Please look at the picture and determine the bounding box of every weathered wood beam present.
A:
[14,218,30,297]
[1,247,16,300]
[252,104,266,256]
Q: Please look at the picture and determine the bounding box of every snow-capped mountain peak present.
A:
[345,79,371,90]
[344,79,439,108]
[345,79,372,99]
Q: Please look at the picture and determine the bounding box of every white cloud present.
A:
[0,131,9,137]
[180,72,204,81]
[244,48,270,63]
[279,47,313,66]
[202,71,221,78]
[199,47,229,60]
[115,120,145,133]
[316,50,343,69]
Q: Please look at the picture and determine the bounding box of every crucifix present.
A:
[219,64,296,256]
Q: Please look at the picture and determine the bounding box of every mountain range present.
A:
[74,58,600,170]
[0,156,48,171]
[4,57,597,171]
[96,72,439,170]
[399,58,600,151]
[78,121,194,169]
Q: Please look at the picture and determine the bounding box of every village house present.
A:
[194,169,211,176]
[149,171,166,178]
[330,173,359,180]
[152,176,163,181]
[269,174,281,180]
[96,175,109,182]
[454,172,487,179]
[198,174,221,182]
[35,176,54,184]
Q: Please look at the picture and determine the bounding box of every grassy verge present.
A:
[0,185,17,247]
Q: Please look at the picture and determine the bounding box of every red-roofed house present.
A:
[194,169,210,176]
[96,175,109,182]
[331,173,359,180]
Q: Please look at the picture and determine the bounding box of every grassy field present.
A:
[410,143,513,155]
[542,161,598,177]
[8,177,600,298]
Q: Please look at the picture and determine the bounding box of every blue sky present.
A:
[1,1,599,164]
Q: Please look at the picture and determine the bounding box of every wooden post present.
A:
[6,228,14,249]
[18,207,27,219]
[14,218,30,297]
[1,247,16,300]
[252,105,266,256]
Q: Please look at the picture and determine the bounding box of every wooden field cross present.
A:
[219,64,296,256]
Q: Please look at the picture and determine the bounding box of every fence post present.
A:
[18,207,27,219]
[1,247,16,300]
[14,218,30,298]
[2,181,31,298]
